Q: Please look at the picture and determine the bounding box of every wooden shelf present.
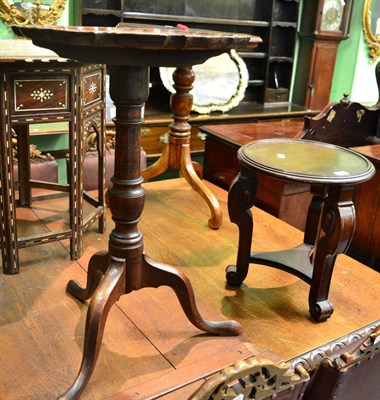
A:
[272,21,297,27]
[82,8,121,17]
[239,52,267,58]
[121,12,271,27]
[269,56,294,62]
[79,0,300,107]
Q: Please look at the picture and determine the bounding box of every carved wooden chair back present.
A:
[302,324,380,400]
[187,356,309,400]
[187,323,379,400]
[296,96,380,147]
[296,61,380,148]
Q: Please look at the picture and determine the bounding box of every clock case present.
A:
[292,0,353,110]
[301,0,353,38]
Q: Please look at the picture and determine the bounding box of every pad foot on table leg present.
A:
[309,299,334,322]
[225,264,244,287]
[142,254,242,336]
[66,251,110,301]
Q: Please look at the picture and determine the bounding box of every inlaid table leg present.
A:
[0,79,19,274]
[14,125,32,206]
[142,66,223,229]
[68,110,84,261]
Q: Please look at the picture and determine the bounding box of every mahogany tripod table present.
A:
[141,64,224,229]
[13,24,260,399]
[227,139,375,322]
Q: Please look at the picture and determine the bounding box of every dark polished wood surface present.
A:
[202,119,304,146]
[202,119,305,190]
[13,24,261,67]
[350,144,380,262]
[353,144,380,162]
[1,179,380,399]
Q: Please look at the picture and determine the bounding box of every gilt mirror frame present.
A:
[160,50,249,114]
[0,0,66,26]
[363,0,380,61]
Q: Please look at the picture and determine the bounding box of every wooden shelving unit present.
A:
[79,0,299,106]
[76,1,312,159]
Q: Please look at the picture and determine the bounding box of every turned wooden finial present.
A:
[340,93,350,105]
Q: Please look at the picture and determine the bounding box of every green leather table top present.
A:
[239,139,375,185]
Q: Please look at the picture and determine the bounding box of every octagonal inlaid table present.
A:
[0,39,107,275]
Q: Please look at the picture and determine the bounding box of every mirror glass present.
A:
[363,0,380,61]
[159,50,249,114]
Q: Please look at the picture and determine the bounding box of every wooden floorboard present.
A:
[1,209,174,399]
[1,178,380,399]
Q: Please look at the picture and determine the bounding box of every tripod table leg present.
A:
[180,145,222,229]
[60,258,126,400]
[142,254,242,336]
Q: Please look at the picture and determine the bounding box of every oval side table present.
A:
[227,139,375,322]
[13,24,260,400]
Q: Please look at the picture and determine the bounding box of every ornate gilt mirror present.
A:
[160,50,249,114]
[0,0,66,26]
[363,0,380,61]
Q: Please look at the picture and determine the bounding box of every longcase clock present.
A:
[293,0,353,110]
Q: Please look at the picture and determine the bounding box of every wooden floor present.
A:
[1,178,380,399]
